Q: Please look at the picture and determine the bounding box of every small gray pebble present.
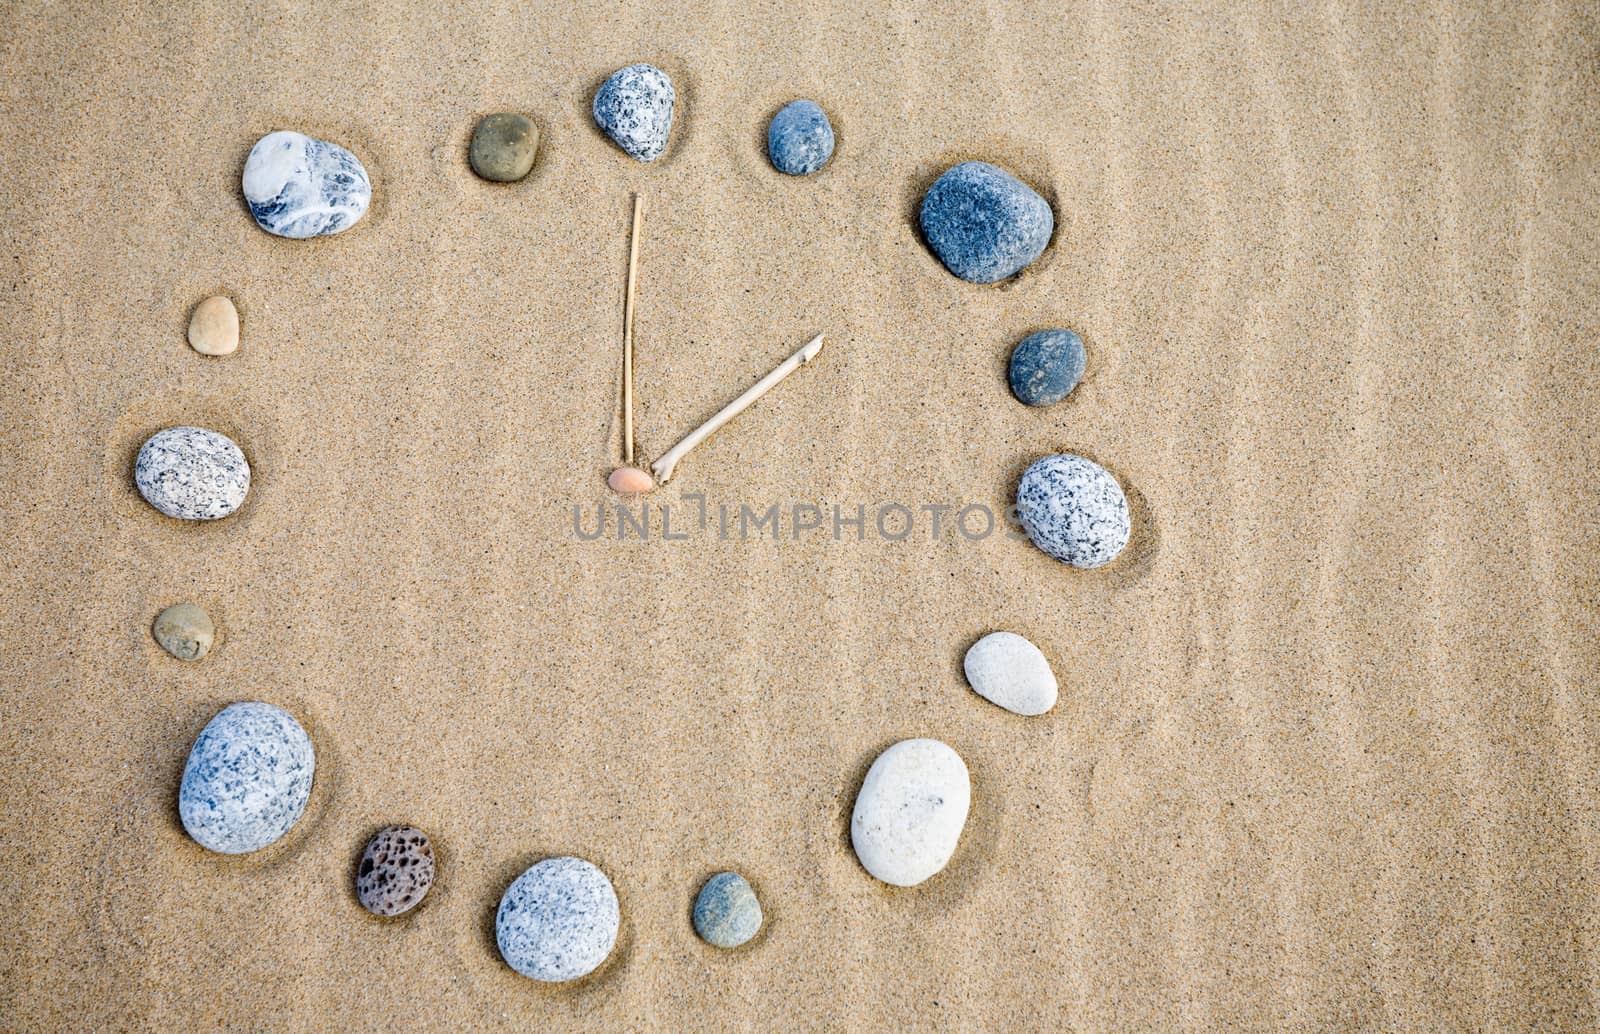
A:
[1008,329,1086,407]
[469,113,539,182]
[693,872,762,948]
[593,63,675,162]
[496,856,619,981]
[153,602,214,661]
[919,161,1054,284]
[134,426,250,521]
[767,100,834,176]
[1015,454,1131,568]
[242,130,370,239]
[357,825,435,916]
[179,702,315,854]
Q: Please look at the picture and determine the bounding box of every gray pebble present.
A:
[693,872,762,948]
[356,825,435,916]
[1015,454,1130,568]
[242,131,370,239]
[919,161,1054,284]
[767,100,834,176]
[153,602,214,661]
[496,856,619,981]
[178,702,314,854]
[593,63,675,162]
[134,426,250,521]
[1008,328,1086,407]
[469,113,539,182]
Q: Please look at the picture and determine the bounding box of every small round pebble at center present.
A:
[357,825,435,916]
[693,872,763,948]
[153,602,215,661]
[187,296,239,356]
[1008,328,1085,407]
[469,113,539,183]
[767,99,834,176]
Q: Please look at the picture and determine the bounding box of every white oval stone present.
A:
[496,856,619,981]
[850,738,970,887]
[134,426,250,520]
[963,632,1058,716]
[1015,453,1131,568]
[178,702,314,854]
[243,130,371,239]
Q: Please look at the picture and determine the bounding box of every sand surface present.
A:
[2,2,1598,1030]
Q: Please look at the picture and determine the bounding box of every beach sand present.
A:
[2,1,1597,1030]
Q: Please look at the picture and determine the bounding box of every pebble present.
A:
[767,99,834,176]
[850,738,970,887]
[153,602,215,661]
[693,872,762,948]
[356,825,435,916]
[918,161,1054,284]
[134,426,250,521]
[242,130,371,239]
[469,113,539,183]
[963,632,1057,716]
[178,702,314,854]
[1015,454,1131,569]
[1008,328,1085,407]
[496,856,619,981]
[187,296,239,356]
[593,63,675,162]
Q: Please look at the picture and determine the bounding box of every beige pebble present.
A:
[608,466,655,494]
[153,602,215,660]
[187,296,239,356]
[357,825,436,916]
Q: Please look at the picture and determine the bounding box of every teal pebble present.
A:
[693,872,762,948]
[1008,328,1086,407]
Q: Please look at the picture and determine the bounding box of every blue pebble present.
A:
[918,161,1054,284]
[693,872,762,949]
[1008,329,1086,407]
[767,100,834,176]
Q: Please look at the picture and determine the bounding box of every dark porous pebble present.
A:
[1008,328,1086,407]
[919,161,1053,284]
[767,100,834,176]
[356,825,436,916]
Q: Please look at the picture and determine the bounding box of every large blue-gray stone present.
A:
[1015,454,1130,568]
[919,161,1053,283]
[178,702,314,854]
[242,131,370,239]
[593,64,675,162]
[1008,329,1086,407]
[767,100,834,176]
[496,856,619,981]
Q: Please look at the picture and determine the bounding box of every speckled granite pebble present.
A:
[134,426,250,520]
[767,99,834,176]
[693,872,762,948]
[1008,328,1085,407]
[153,602,214,661]
[593,64,674,162]
[187,296,239,356]
[963,631,1057,715]
[851,739,970,887]
[243,130,370,239]
[919,161,1054,283]
[357,825,435,916]
[496,856,619,981]
[178,702,314,854]
[1015,454,1130,568]
[469,113,538,182]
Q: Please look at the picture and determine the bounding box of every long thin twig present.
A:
[622,194,644,463]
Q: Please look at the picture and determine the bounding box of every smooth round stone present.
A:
[1015,454,1131,569]
[850,739,970,887]
[767,99,834,176]
[1008,328,1085,407]
[607,466,655,494]
[243,130,371,239]
[179,702,314,854]
[187,296,239,356]
[496,856,619,981]
[593,63,675,162]
[919,161,1054,284]
[356,825,435,917]
[469,113,539,183]
[693,872,762,949]
[963,632,1057,716]
[153,602,215,661]
[134,426,250,521]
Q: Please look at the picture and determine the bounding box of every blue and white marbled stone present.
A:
[1015,454,1130,569]
[593,64,675,162]
[178,702,315,854]
[496,856,619,981]
[767,99,834,176]
[693,872,763,948]
[134,426,250,520]
[919,161,1054,284]
[1008,328,1086,407]
[242,131,371,239]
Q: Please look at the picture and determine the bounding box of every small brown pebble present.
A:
[153,602,215,660]
[607,465,655,494]
[356,825,435,916]
[187,296,239,356]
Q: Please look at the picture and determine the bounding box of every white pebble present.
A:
[850,739,970,887]
[134,426,250,520]
[963,632,1057,715]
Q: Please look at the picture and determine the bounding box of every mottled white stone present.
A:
[1015,453,1131,568]
[850,739,970,887]
[178,702,314,854]
[243,131,370,239]
[592,64,674,162]
[963,631,1057,716]
[496,856,619,981]
[134,426,250,520]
